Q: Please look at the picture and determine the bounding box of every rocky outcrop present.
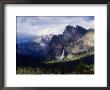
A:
[70,29,94,54]
[47,25,92,59]
[63,25,87,43]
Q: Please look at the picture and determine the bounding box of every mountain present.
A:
[70,28,94,54]
[47,25,90,59]
[63,25,87,43]
[17,25,94,61]
[33,34,54,46]
[16,34,54,60]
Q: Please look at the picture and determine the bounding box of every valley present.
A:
[16,25,94,74]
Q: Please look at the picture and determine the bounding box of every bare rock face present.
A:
[63,25,87,43]
[82,30,94,47]
[47,25,92,59]
[71,29,94,54]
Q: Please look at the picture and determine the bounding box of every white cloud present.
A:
[34,24,65,36]
[17,16,94,36]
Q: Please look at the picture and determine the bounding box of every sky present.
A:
[17,16,94,36]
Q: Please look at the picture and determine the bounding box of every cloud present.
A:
[17,16,94,36]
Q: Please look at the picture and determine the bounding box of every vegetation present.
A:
[16,49,94,74]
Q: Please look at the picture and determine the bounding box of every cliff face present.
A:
[70,29,94,54]
[47,25,94,59]
[17,25,94,61]
[63,25,87,43]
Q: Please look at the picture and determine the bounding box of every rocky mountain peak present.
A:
[64,25,75,32]
[64,25,87,35]
[64,25,75,33]
[75,25,88,36]
[47,25,92,59]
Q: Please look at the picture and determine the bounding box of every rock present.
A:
[47,25,90,59]
[71,29,94,54]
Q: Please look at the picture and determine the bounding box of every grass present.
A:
[16,67,44,74]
